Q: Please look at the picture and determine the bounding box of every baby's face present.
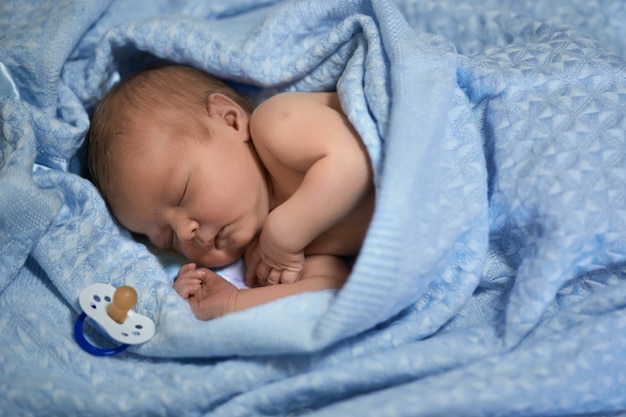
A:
[109,122,270,267]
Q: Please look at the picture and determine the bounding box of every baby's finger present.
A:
[245,262,260,287]
[175,279,201,299]
[174,268,207,293]
[179,263,197,274]
[279,269,302,285]
[267,268,282,285]
[255,262,271,287]
[176,267,207,283]
[175,263,197,283]
[244,253,261,287]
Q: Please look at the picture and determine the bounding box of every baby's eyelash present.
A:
[177,178,189,206]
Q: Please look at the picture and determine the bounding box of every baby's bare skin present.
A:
[173,92,374,319]
[264,93,374,258]
[99,67,373,320]
[244,92,374,288]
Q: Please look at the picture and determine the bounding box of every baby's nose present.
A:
[172,218,197,242]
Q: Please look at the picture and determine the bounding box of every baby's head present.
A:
[87,65,253,203]
[87,66,267,267]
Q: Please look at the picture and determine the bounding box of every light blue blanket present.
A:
[2,0,626,415]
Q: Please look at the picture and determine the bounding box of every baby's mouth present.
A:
[194,229,220,251]
[213,227,225,250]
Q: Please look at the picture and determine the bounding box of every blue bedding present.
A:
[2,0,626,415]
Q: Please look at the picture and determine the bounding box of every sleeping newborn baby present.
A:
[87,65,375,319]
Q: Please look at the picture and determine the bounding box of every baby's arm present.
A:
[248,93,372,285]
[175,256,348,320]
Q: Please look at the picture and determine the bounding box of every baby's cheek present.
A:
[228,230,257,255]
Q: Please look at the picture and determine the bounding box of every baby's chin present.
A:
[188,248,244,269]
[187,228,255,267]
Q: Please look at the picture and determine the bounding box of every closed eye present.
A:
[177,177,189,207]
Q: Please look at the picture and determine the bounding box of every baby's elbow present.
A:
[342,151,374,193]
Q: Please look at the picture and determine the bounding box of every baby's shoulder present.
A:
[252,92,339,119]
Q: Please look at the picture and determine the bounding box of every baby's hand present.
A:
[173,263,239,320]
[244,233,305,287]
[173,263,204,299]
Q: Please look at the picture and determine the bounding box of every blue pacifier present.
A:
[74,283,155,356]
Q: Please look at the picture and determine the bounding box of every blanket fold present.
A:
[0,100,63,293]
[2,0,626,416]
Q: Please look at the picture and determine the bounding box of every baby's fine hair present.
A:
[87,65,253,201]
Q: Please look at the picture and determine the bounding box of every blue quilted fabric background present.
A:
[1,0,626,416]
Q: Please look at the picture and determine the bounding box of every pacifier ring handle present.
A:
[74,312,129,356]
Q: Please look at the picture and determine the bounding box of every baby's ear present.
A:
[206,93,247,131]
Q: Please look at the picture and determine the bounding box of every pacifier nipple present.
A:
[107,285,138,324]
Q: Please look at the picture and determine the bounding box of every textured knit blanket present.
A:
[2,0,626,416]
